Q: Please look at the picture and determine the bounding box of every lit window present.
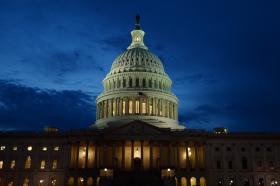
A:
[0,160,3,169]
[135,99,140,114]
[122,99,126,114]
[52,160,57,170]
[112,100,116,116]
[42,147,47,151]
[0,146,5,151]
[142,101,146,114]
[40,160,46,169]
[136,36,140,42]
[27,146,32,151]
[12,146,17,151]
[54,146,59,151]
[10,160,15,169]
[129,100,133,114]
[25,156,31,169]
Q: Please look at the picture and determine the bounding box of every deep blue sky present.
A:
[0,0,279,132]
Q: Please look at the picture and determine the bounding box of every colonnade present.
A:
[69,141,205,170]
[96,97,178,120]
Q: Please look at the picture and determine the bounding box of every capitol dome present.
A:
[94,15,184,129]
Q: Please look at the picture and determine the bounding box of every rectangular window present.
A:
[112,100,116,116]
[149,99,153,115]
[142,101,146,114]
[25,156,31,169]
[0,161,3,169]
[135,100,140,114]
[40,160,46,169]
[52,160,58,170]
[10,160,15,169]
[122,99,126,114]
[129,100,133,114]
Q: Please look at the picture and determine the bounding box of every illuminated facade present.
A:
[0,15,280,186]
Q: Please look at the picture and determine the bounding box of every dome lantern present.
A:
[128,14,148,50]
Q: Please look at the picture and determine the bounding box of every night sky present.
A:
[0,0,279,132]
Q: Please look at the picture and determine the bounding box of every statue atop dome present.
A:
[135,14,141,30]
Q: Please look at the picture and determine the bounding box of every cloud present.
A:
[0,79,96,131]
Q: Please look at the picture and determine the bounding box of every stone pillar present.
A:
[150,142,153,169]
[119,98,123,116]
[76,142,80,168]
[141,141,144,169]
[186,142,190,171]
[131,140,134,169]
[125,97,129,115]
[177,143,180,169]
[85,141,89,168]
[139,97,142,114]
[112,142,116,168]
[122,142,125,170]
[94,143,98,168]
[195,143,199,171]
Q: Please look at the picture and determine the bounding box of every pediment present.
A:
[108,120,169,135]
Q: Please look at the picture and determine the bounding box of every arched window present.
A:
[122,98,126,114]
[135,98,140,114]
[25,156,31,169]
[87,177,94,186]
[23,178,29,186]
[190,177,196,186]
[129,98,133,114]
[68,177,74,186]
[154,80,158,89]
[242,157,248,169]
[142,79,146,88]
[200,177,206,186]
[159,81,162,89]
[181,177,187,186]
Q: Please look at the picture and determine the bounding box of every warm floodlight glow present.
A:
[188,147,192,157]
[167,168,171,172]
[27,146,32,151]
[104,168,107,172]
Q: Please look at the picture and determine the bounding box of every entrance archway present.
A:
[133,157,141,169]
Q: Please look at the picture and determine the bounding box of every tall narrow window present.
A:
[0,160,3,169]
[122,99,126,114]
[129,99,133,114]
[52,160,58,170]
[136,78,139,87]
[135,99,140,114]
[142,79,146,87]
[149,98,153,115]
[25,156,31,169]
[40,160,46,169]
[68,177,74,186]
[141,99,146,114]
[129,78,132,87]
[123,79,126,88]
[112,99,116,116]
[149,79,152,88]
[10,160,15,169]
[242,157,248,169]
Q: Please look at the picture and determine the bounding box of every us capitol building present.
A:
[0,15,279,186]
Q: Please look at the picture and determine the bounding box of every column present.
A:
[122,142,125,170]
[195,144,199,170]
[132,97,136,114]
[85,141,89,168]
[125,97,129,115]
[168,143,172,166]
[177,143,180,169]
[141,141,144,169]
[194,143,199,170]
[112,142,116,168]
[76,142,80,168]
[94,143,98,168]
[186,142,190,171]
[139,97,142,114]
[150,142,153,169]
[131,141,134,169]
[119,98,123,116]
